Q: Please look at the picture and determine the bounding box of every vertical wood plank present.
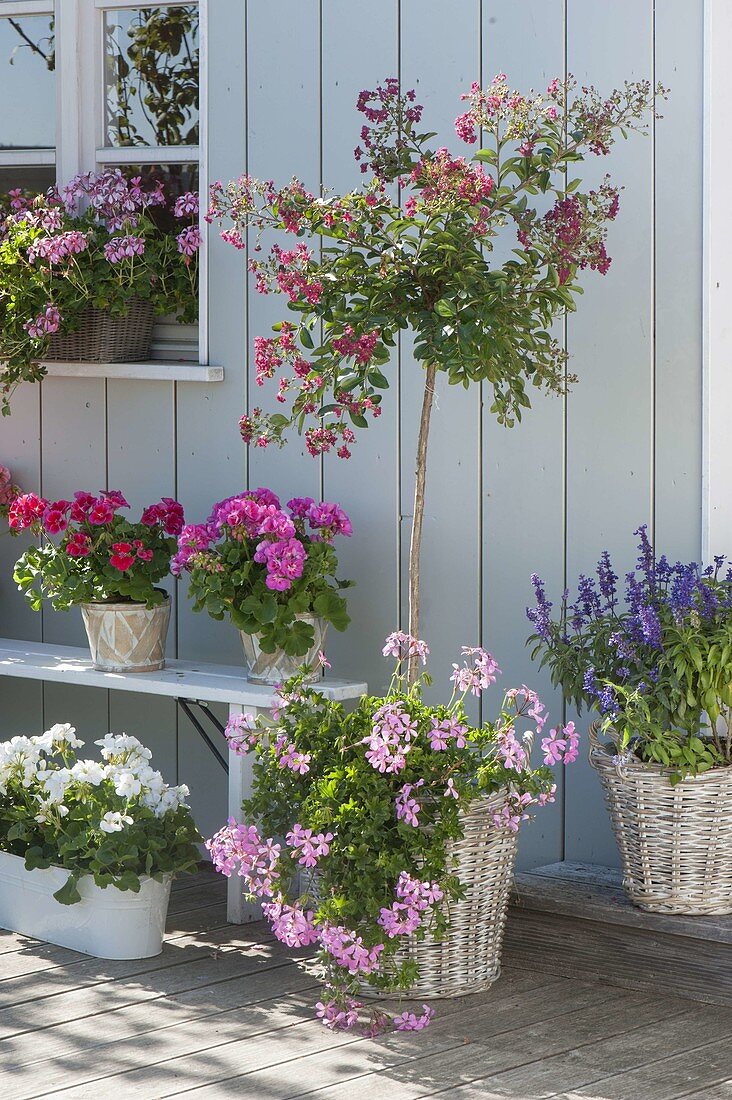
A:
[0,384,43,735]
[654,0,703,561]
[320,0,399,690]
[39,377,110,744]
[245,0,322,503]
[565,0,655,864]
[481,0,566,869]
[399,0,482,718]
[175,0,248,841]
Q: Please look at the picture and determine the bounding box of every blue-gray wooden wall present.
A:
[0,0,703,867]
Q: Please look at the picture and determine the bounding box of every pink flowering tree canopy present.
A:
[10,489,184,609]
[209,74,663,668]
[0,170,201,415]
[207,632,577,1034]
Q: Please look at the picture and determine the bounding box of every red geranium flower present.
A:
[109,541,136,571]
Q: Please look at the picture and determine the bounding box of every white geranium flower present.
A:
[45,723,84,749]
[99,811,134,833]
[38,767,72,804]
[111,769,142,798]
[70,759,105,786]
[95,733,152,766]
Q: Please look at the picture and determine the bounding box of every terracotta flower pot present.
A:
[80,596,170,673]
[240,614,327,685]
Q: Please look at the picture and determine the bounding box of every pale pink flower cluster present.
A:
[205,818,280,896]
[428,715,468,751]
[395,779,424,827]
[382,631,430,665]
[362,703,417,774]
[28,231,88,265]
[23,304,61,338]
[450,646,500,695]
[492,791,535,832]
[496,725,529,772]
[103,235,145,263]
[261,895,319,948]
[505,685,548,734]
[316,997,363,1031]
[174,191,199,218]
[541,720,579,765]
[274,735,311,775]
[320,924,384,975]
[286,822,333,868]
[378,871,444,938]
[176,225,201,258]
[223,712,259,755]
[394,1005,435,1031]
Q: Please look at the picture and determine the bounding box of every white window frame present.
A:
[703,0,732,558]
[0,0,56,178]
[1,0,207,364]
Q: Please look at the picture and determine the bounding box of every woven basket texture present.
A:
[45,299,154,362]
[589,721,732,915]
[311,791,518,1000]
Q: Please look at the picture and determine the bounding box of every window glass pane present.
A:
[104,5,199,148]
[0,14,55,150]
[0,164,55,196]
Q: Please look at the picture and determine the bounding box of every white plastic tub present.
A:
[0,850,172,959]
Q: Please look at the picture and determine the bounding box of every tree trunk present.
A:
[407,362,436,684]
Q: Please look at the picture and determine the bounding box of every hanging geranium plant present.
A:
[207,73,664,678]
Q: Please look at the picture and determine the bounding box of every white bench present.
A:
[0,637,366,922]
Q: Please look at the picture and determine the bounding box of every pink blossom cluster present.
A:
[176,225,201,260]
[331,325,380,365]
[378,871,444,938]
[394,1005,435,1031]
[109,539,154,572]
[492,791,535,832]
[407,148,494,221]
[382,631,430,665]
[28,231,88,265]
[450,646,501,695]
[428,715,468,751]
[174,191,199,218]
[535,183,619,284]
[504,685,548,735]
[261,895,319,948]
[395,779,424,827]
[224,712,259,755]
[206,817,281,896]
[454,74,548,148]
[315,997,363,1031]
[62,169,166,230]
[286,823,333,868]
[172,489,350,593]
[354,79,423,178]
[496,725,529,772]
[0,465,18,510]
[103,235,145,263]
[320,923,384,975]
[23,304,61,338]
[140,498,185,536]
[274,736,311,775]
[363,702,418,774]
[541,721,580,766]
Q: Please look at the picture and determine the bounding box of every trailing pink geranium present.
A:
[11,489,183,611]
[0,169,200,416]
[173,488,351,659]
[208,73,664,679]
[207,634,576,1035]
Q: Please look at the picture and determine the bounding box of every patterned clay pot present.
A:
[240,614,327,685]
[80,596,171,673]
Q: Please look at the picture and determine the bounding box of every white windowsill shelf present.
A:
[42,361,224,383]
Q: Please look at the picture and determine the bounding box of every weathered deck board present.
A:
[0,871,730,1099]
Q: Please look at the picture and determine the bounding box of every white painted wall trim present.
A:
[702,0,732,558]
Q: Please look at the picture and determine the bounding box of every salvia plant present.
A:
[0,170,200,414]
[207,633,576,1034]
[207,73,664,677]
[10,488,184,609]
[527,526,732,777]
[173,487,351,657]
[0,725,200,904]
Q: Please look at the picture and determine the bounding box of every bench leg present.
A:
[226,703,265,924]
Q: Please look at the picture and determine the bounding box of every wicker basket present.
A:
[589,721,732,915]
[310,792,518,999]
[45,299,154,362]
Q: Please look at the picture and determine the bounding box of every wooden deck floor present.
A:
[2,869,731,1099]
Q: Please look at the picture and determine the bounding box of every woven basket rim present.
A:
[589,719,732,783]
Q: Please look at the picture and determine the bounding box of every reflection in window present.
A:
[0,165,55,195]
[104,6,199,148]
[0,15,55,149]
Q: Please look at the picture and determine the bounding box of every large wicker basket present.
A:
[45,299,154,362]
[311,792,518,999]
[589,722,732,915]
